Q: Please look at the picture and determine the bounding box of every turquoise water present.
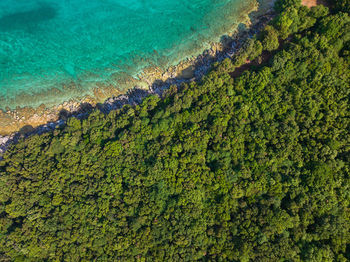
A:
[0,0,256,109]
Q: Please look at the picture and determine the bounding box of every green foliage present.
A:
[261,25,280,51]
[272,0,326,39]
[233,38,263,66]
[0,5,349,262]
[332,0,350,13]
[274,0,301,13]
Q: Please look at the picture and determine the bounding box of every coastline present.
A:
[0,0,276,155]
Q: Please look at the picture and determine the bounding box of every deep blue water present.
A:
[0,0,256,109]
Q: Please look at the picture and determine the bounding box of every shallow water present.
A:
[0,0,256,110]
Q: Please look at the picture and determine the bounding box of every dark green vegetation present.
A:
[1,0,349,261]
[334,0,350,13]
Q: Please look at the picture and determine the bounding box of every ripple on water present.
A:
[0,0,258,110]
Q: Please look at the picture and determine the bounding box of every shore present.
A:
[0,0,276,155]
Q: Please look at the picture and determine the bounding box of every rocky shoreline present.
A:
[0,2,276,156]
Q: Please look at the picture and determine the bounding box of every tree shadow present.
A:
[18,125,35,135]
[97,88,153,114]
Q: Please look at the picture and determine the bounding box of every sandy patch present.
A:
[302,0,317,7]
[302,0,327,8]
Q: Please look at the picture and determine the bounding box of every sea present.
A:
[0,0,257,110]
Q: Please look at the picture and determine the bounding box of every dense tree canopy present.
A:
[333,0,350,13]
[0,1,349,261]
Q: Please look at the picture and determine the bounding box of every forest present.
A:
[0,0,349,261]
